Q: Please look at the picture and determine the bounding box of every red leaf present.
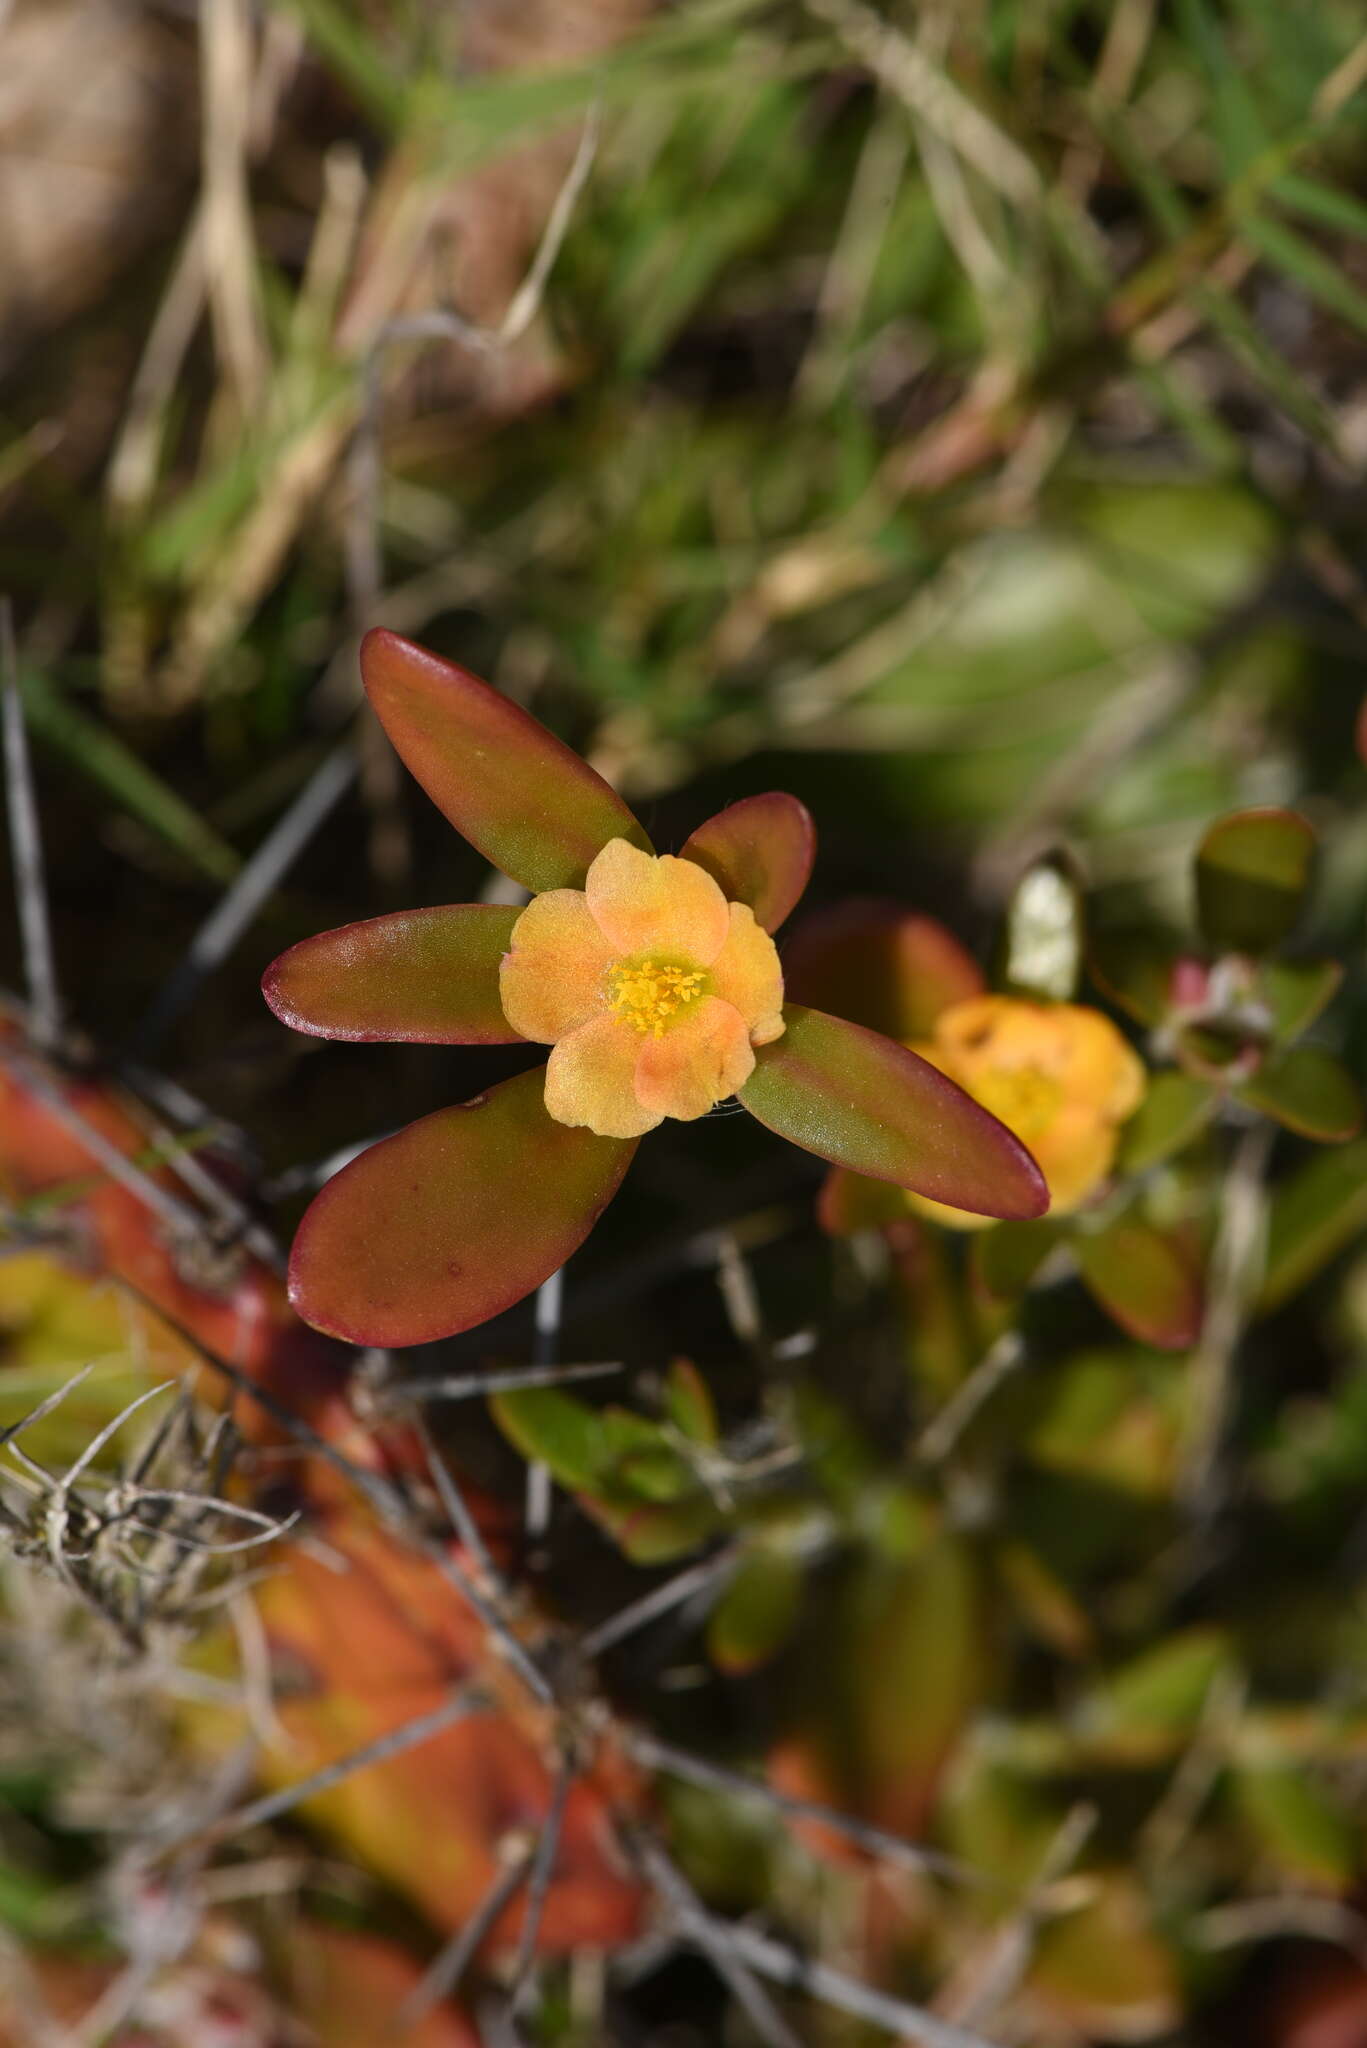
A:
[680,793,815,931]
[740,1005,1048,1219]
[288,1065,636,1344]
[263,905,523,1044]
[361,630,651,892]
[783,900,984,1039]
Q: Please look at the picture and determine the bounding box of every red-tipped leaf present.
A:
[1239,1044,1363,1142]
[289,1066,636,1345]
[680,793,815,932]
[1075,1217,1202,1350]
[739,1004,1049,1219]
[361,629,651,892]
[783,901,984,1039]
[1195,807,1315,957]
[263,905,523,1044]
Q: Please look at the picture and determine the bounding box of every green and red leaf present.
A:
[739,1005,1048,1219]
[361,629,651,893]
[680,793,815,932]
[263,905,523,1044]
[817,1164,913,1235]
[971,1218,1061,1303]
[1117,1070,1218,1174]
[707,1546,803,1675]
[1238,1043,1363,1142]
[783,902,984,1040]
[1075,1216,1202,1350]
[1088,929,1187,1028]
[1195,806,1316,957]
[288,1065,636,1345]
[1258,957,1343,1042]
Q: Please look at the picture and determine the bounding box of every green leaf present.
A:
[585,1490,719,1566]
[1259,1137,1367,1313]
[1075,1217,1202,1350]
[360,630,651,893]
[601,1406,695,1502]
[817,1165,913,1235]
[20,668,239,883]
[1087,929,1181,1027]
[263,906,523,1044]
[1231,1763,1358,1887]
[1030,1874,1179,2040]
[707,1547,803,1676]
[288,1066,636,1345]
[1258,957,1343,1042]
[783,903,984,1040]
[680,793,815,932]
[491,1387,606,1493]
[741,1006,1048,1220]
[1082,1630,1230,1759]
[1239,1044,1363,1142]
[1241,210,1367,343]
[971,1219,1061,1302]
[836,1530,987,1834]
[1117,1071,1218,1173]
[998,854,1084,1002]
[664,1359,719,1448]
[1195,807,1316,956]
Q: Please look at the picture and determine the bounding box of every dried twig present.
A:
[398,1844,534,2027]
[127,742,357,1059]
[1,601,61,1051]
[197,1685,482,1847]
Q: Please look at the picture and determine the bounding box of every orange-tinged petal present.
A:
[1053,1006,1147,1120]
[500,890,613,1044]
[634,997,754,1122]
[585,840,729,965]
[935,995,1057,1074]
[710,903,785,1043]
[546,1014,662,1139]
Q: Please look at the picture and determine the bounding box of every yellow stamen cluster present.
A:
[607,959,706,1037]
[973,1065,1064,1141]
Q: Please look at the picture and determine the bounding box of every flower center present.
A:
[606,958,708,1038]
[972,1065,1063,1141]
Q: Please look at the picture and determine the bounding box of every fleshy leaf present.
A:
[1259,957,1343,1042]
[680,793,815,932]
[1030,1874,1179,2040]
[1195,806,1316,956]
[1084,1629,1230,1760]
[1259,1136,1367,1313]
[1232,1764,1357,1888]
[1087,929,1184,1027]
[664,1358,719,1447]
[1117,1071,1218,1174]
[1238,1044,1363,1142]
[1075,1217,1202,1350]
[783,901,984,1040]
[263,905,523,1044]
[492,1385,607,1490]
[817,1164,912,1235]
[707,1546,802,1675]
[360,629,651,892]
[289,1066,636,1345]
[998,854,1084,1002]
[971,1219,1060,1303]
[740,1005,1048,1219]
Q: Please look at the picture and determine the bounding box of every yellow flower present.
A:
[907,995,1145,1227]
[500,838,786,1139]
